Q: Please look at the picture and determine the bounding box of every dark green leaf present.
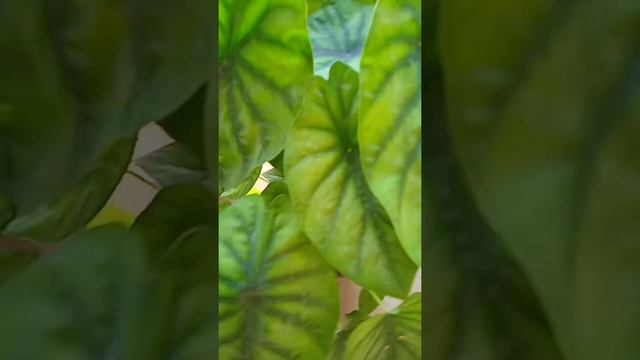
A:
[136,143,207,188]
[308,0,375,78]
[0,193,12,230]
[133,183,216,358]
[0,226,154,358]
[357,289,379,315]
[358,0,421,265]
[0,0,214,239]
[133,183,216,265]
[2,138,134,241]
[424,16,563,357]
[0,237,44,285]
[284,62,416,298]
[332,293,421,359]
[268,150,285,172]
[157,85,208,157]
[219,195,339,359]
[439,0,640,358]
[217,0,313,189]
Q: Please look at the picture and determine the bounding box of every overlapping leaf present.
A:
[358,0,422,265]
[220,166,262,200]
[307,0,375,78]
[423,79,563,359]
[133,183,216,358]
[0,0,214,239]
[0,227,153,358]
[136,143,207,188]
[439,0,640,358]
[284,63,416,298]
[217,0,312,189]
[2,138,134,241]
[219,194,339,359]
[332,293,421,359]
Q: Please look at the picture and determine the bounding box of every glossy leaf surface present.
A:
[308,0,374,78]
[0,0,214,238]
[358,0,422,265]
[284,63,416,298]
[219,194,339,359]
[333,293,421,359]
[218,0,312,189]
[440,1,640,358]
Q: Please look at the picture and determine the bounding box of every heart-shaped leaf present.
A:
[358,0,422,265]
[217,0,313,189]
[284,62,416,298]
[307,0,375,78]
[219,194,339,359]
[439,1,640,358]
[332,293,421,359]
[0,0,214,239]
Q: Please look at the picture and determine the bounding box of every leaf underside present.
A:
[307,0,375,78]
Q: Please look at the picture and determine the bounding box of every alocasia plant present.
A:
[219,0,422,358]
[0,0,430,358]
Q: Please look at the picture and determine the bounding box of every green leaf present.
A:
[0,0,214,239]
[261,180,290,205]
[284,62,416,298]
[262,167,285,183]
[423,108,563,360]
[0,226,154,358]
[2,138,134,241]
[0,238,44,285]
[133,183,216,265]
[332,293,421,359]
[307,0,375,78]
[424,10,563,357]
[87,204,136,229]
[133,183,216,358]
[219,194,339,359]
[220,165,262,200]
[269,150,285,172]
[357,289,379,315]
[157,85,208,158]
[358,0,421,265]
[136,143,207,188]
[218,0,313,189]
[439,1,640,358]
[0,193,12,230]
